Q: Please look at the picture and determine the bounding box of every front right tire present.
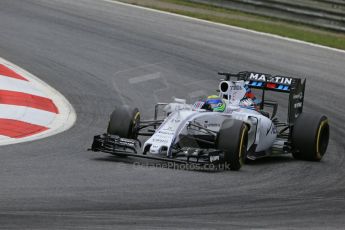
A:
[107,105,140,139]
[216,119,248,171]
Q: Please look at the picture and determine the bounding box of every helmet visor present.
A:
[207,99,223,109]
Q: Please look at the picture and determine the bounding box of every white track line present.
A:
[107,0,345,54]
[0,57,77,146]
[128,72,161,84]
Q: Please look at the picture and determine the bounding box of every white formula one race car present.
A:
[90,71,330,170]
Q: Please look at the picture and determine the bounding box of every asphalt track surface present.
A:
[0,0,344,229]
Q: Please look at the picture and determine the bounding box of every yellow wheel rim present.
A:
[316,119,328,159]
[239,125,248,166]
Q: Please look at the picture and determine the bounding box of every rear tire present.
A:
[107,105,140,139]
[216,119,248,171]
[292,113,329,161]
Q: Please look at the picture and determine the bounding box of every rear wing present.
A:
[218,71,306,125]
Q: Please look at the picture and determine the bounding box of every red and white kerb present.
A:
[0,64,59,140]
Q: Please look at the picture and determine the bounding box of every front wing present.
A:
[90,134,224,165]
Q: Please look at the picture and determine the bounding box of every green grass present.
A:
[117,0,345,50]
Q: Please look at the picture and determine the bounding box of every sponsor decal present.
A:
[171,118,181,123]
[293,92,304,100]
[210,155,220,162]
[229,85,242,90]
[158,130,174,135]
[249,73,293,85]
[203,120,221,128]
[152,138,169,143]
[294,102,303,109]
[162,126,175,131]
[204,123,220,128]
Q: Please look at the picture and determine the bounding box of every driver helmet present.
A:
[204,95,226,112]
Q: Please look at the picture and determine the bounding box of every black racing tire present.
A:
[107,105,140,139]
[292,113,329,161]
[216,119,248,171]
